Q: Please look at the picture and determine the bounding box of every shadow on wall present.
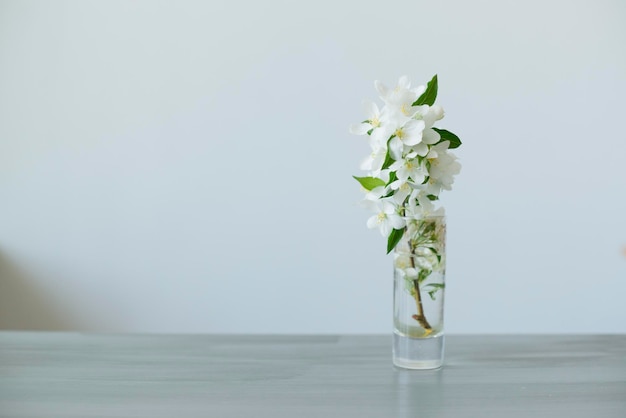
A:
[0,251,80,330]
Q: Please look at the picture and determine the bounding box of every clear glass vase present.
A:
[392,215,446,369]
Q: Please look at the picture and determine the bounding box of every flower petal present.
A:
[412,85,426,98]
[422,128,441,144]
[380,221,391,237]
[413,143,428,157]
[350,123,371,135]
[405,268,418,279]
[374,80,388,97]
[398,75,411,90]
[388,214,406,230]
[388,179,402,190]
[410,171,425,184]
[389,137,403,161]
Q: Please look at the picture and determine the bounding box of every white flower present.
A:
[388,119,426,160]
[393,253,419,281]
[411,105,445,153]
[375,76,412,106]
[390,152,426,184]
[388,179,413,204]
[427,142,461,192]
[359,133,385,171]
[416,104,445,128]
[405,194,445,219]
[413,247,438,271]
[362,198,405,237]
[359,141,387,174]
[396,265,419,281]
[349,100,387,135]
[375,76,428,121]
[394,253,413,270]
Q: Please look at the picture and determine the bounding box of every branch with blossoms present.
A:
[350,75,461,331]
[351,75,461,253]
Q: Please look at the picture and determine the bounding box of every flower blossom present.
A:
[361,196,405,238]
[350,74,461,248]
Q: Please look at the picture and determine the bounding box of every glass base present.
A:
[393,332,444,370]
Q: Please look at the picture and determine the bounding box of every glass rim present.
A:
[401,214,446,221]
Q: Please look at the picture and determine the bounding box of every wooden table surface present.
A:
[1,333,625,417]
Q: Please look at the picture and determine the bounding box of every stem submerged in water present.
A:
[408,241,432,333]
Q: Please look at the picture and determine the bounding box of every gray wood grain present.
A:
[1,333,625,417]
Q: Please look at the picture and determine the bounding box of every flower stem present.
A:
[408,242,432,332]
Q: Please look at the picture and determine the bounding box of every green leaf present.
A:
[380,136,396,170]
[381,153,394,170]
[353,176,385,191]
[412,75,438,106]
[417,269,431,283]
[432,128,462,149]
[385,171,398,187]
[424,283,445,290]
[386,228,405,254]
[425,283,445,300]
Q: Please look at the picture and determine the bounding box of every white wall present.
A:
[1,0,625,333]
